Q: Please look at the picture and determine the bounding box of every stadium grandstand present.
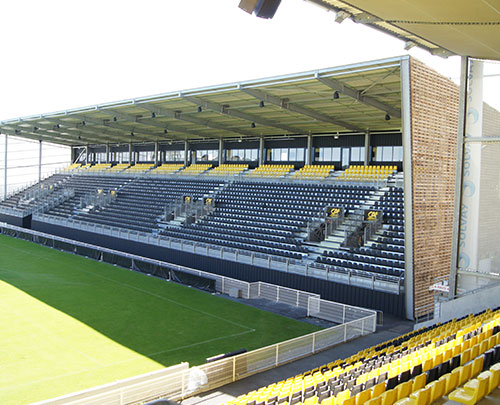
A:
[1,1,499,404]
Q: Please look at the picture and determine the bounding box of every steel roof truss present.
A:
[315,75,401,118]
[241,87,364,132]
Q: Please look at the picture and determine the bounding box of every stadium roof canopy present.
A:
[0,57,404,147]
[307,0,500,60]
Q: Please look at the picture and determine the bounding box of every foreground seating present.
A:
[224,308,500,405]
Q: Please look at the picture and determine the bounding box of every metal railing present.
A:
[29,212,403,294]
[33,315,375,405]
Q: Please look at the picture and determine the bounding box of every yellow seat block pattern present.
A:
[292,165,334,180]
[177,164,212,176]
[87,163,111,172]
[108,163,130,172]
[247,164,294,178]
[207,164,248,176]
[338,165,396,182]
[125,163,155,173]
[150,164,184,175]
[64,163,82,171]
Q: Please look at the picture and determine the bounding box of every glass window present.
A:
[324,148,332,161]
[251,149,258,161]
[393,146,403,162]
[280,148,288,161]
[383,146,393,162]
[332,147,341,161]
[297,148,304,161]
[271,149,278,161]
[351,147,360,161]
[375,147,383,162]
[289,148,296,161]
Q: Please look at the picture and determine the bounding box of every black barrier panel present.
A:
[37,236,53,247]
[17,231,34,242]
[133,259,158,275]
[31,221,406,317]
[53,240,76,252]
[132,260,170,279]
[102,252,132,269]
[75,245,101,260]
[170,269,216,293]
[0,213,26,228]
[156,266,170,280]
[4,228,17,237]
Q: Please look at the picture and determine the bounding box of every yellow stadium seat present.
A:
[408,386,430,405]
[459,363,473,386]
[448,372,489,405]
[470,355,484,378]
[355,389,372,405]
[372,382,386,398]
[442,367,461,394]
[411,374,426,392]
[365,396,382,405]
[428,378,446,402]
[396,381,412,401]
[380,388,397,405]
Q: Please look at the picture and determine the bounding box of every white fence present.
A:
[1,222,377,405]
[33,317,375,405]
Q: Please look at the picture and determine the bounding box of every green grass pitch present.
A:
[0,234,320,404]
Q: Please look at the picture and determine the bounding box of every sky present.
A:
[0,0,468,122]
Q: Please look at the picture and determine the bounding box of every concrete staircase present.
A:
[306,186,390,256]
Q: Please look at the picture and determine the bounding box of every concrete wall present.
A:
[415,281,500,329]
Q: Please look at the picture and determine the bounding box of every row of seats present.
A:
[178,163,212,175]
[224,308,500,405]
[150,164,184,175]
[5,172,406,282]
[208,164,249,176]
[247,165,294,178]
[292,165,334,180]
[315,187,405,280]
[338,165,397,182]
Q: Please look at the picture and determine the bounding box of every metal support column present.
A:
[218,138,224,165]
[306,133,312,165]
[259,136,264,165]
[38,140,42,182]
[105,144,110,163]
[85,145,89,164]
[128,143,133,164]
[154,141,159,166]
[184,141,189,166]
[364,132,370,165]
[3,134,7,200]
[449,56,470,299]
[400,57,415,320]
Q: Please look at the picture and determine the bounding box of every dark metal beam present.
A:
[241,87,364,132]
[182,95,304,135]
[315,75,401,118]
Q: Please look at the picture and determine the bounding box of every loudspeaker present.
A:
[238,0,260,14]
[255,0,282,19]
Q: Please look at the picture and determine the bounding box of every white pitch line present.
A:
[13,245,257,333]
